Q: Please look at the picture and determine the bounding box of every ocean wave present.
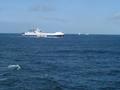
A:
[54,49,120,55]
[21,76,64,90]
[8,64,21,70]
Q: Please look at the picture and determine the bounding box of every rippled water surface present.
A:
[0,34,120,90]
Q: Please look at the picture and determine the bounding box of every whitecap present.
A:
[8,64,21,70]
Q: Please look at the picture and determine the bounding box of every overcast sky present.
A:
[0,0,120,34]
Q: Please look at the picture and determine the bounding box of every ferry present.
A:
[23,28,64,37]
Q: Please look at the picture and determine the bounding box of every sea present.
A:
[0,34,120,90]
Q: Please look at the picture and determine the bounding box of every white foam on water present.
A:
[8,64,21,70]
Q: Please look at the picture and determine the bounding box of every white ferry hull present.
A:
[23,28,64,38]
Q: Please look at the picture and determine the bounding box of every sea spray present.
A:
[8,65,21,70]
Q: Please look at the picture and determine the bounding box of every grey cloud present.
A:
[40,16,68,23]
[30,5,56,12]
[110,13,120,20]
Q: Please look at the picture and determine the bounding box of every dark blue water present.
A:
[0,34,120,90]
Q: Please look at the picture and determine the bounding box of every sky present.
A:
[0,0,120,34]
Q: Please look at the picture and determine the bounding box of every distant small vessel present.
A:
[78,33,89,35]
[23,28,64,37]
